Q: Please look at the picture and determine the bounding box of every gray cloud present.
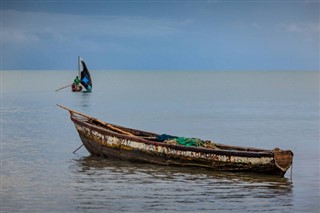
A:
[2,10,192,44]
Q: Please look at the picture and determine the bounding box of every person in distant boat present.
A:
[73,76,81,91]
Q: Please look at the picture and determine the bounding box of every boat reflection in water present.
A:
[70,156,293,213]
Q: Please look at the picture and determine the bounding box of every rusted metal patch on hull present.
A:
[75,124,274,168]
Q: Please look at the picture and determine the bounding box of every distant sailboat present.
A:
[72,56,93,92]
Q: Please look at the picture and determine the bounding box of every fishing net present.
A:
[175,137,204,147]
[157,134,219,149]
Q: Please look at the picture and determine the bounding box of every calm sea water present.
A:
[1,70,319,213]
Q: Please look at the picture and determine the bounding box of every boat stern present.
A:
[272,148,294,176]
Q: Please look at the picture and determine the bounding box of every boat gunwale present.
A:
[71,115,275,158]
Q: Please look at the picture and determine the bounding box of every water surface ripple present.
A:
[2,71,319,212]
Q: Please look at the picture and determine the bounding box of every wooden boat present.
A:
[55,56,92,92]
[72,56,92,93]
[71,83,82,92]
[58,104,293,177]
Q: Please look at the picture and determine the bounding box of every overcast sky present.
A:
[1,0,319,71]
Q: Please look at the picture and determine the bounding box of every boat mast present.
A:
[78,56,81,78]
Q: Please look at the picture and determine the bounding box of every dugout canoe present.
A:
[58,104,293,177]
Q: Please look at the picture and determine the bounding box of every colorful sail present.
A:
[79,58,92,91]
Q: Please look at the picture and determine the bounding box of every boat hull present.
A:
[72,118,292,176]
[71,84,82,92]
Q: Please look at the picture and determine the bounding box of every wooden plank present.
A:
[55,84,72,92]
[57,104,135,136]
